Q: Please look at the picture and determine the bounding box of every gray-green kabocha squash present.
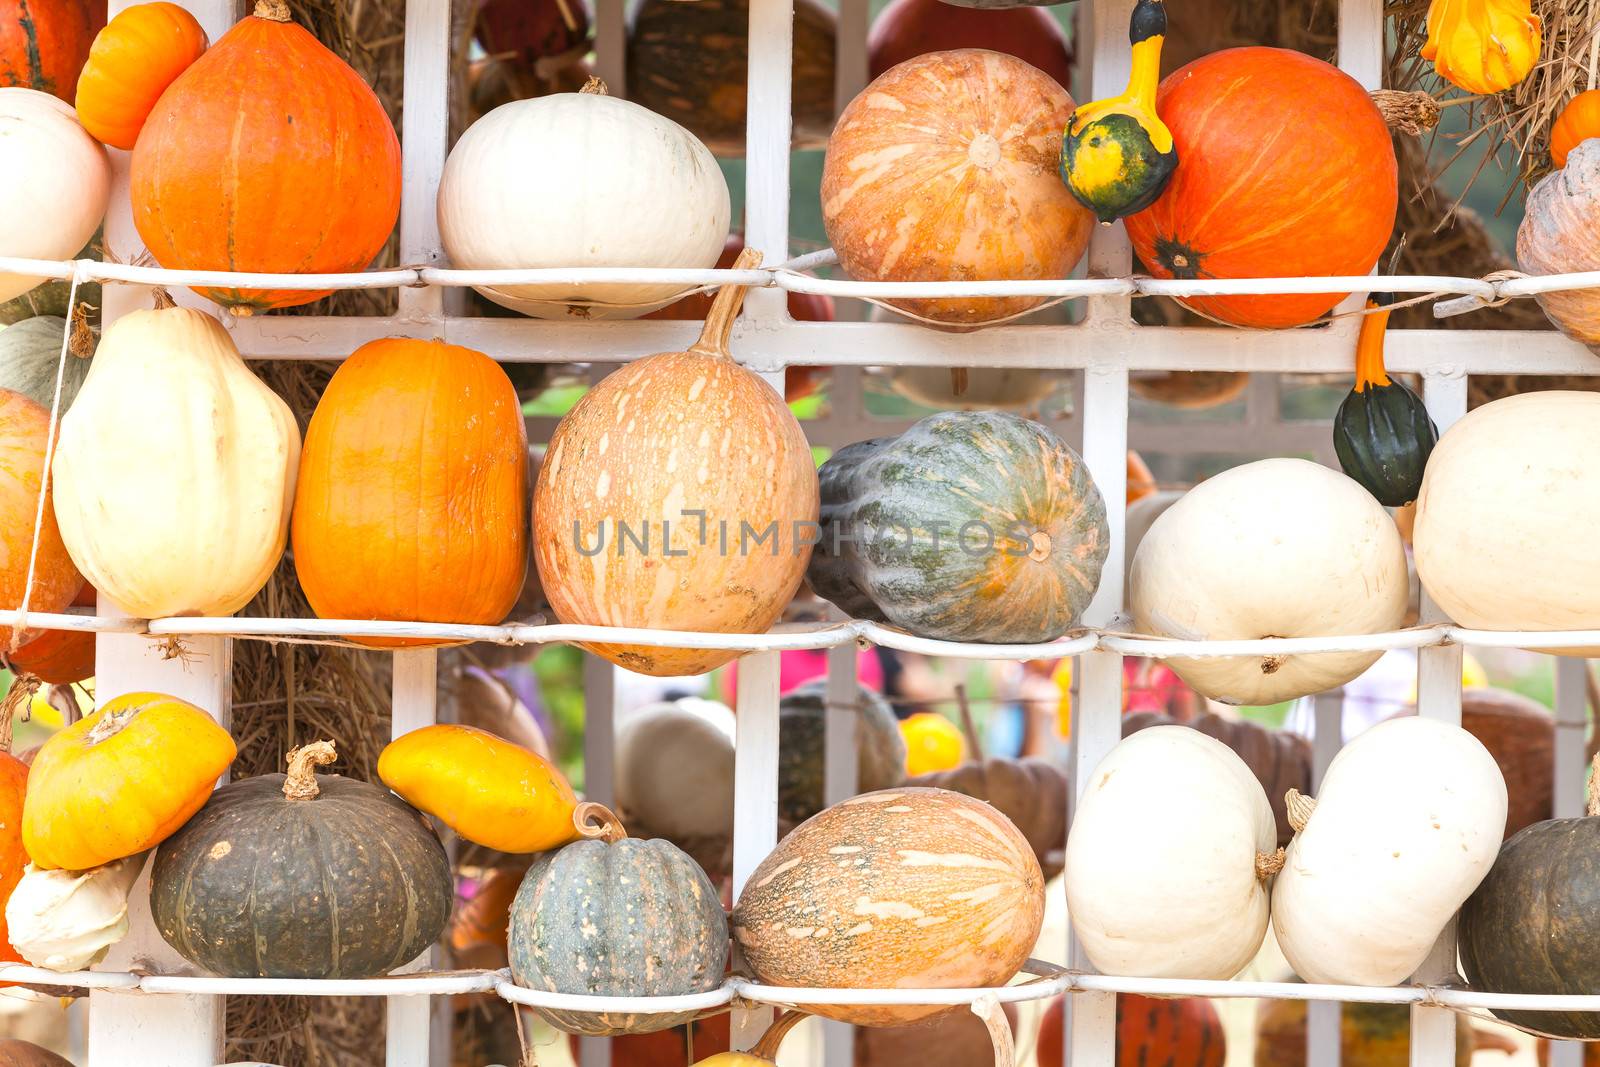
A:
[150,741,452,979]
[808,411,1110,643]
[508,803,729,1036]
[777,680,906,826]
[0,317,90,412]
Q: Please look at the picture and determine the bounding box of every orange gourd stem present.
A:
[1354,297,1395,392]
[689,247,764,362]
[751,1010,810,1062]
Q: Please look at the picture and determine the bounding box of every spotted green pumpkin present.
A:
[808,411,1109,644]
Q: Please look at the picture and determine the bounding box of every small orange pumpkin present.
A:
[1553,90,1600,169]
[130,0,400,311]
[0,716,27,982]
[0,389,83,653]
[7,582,96,684]
[76,3,207,150]
[1127,450,1157,505]
[22,690,236,871]
[292,339,528,647]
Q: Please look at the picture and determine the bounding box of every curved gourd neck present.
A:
[1126,1,1170,153]
[688,247,764,361]
[750,1010,808,1062]
[1354,298,1394,391]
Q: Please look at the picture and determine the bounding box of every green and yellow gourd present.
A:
[1332,294,1438,507]
[1059,0,1176,223]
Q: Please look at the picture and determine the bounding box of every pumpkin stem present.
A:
[1588,751,1600,818]
[1370,89,1441,137]
[252,0,292,21]
[151,288,177,311]
[1285,788,1316,833]
[283,740,337,800]
[689,247,763,361]
[954,684,985,762]
[971,995,1016,1067]
[573,801,628,843]
[1255,847,1286,880]
[580,76,609,96]
[0,674,39,753]
[751,1009,810,1062]
[68,303,95,359]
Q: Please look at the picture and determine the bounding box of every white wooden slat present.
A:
[1548,660,1589,1067]
[1083,0,1137,330]
[1308,691,1346,1067]
[579,656,617,1067]
[388,649,440,1067]
[743,0,794,325]
[397,0,451,324]
[821,639,860,1067]
[593,0,627,96]
[834,0,870,114]
[731,651,783,1052]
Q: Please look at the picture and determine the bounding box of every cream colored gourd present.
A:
[52,300,300,617]
[615,698,735,843]
[5,854,144,972]
[437,81,729,319]
[1414,392,1600,653]
[1273,717,1507,986]
[1518,127,1600,349]
[1129,459,1408,705]
[0,89,110,303]
[1065,726,1277,980]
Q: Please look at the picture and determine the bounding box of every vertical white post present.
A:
[1067,358,1130,1067]
[581,655,617,1067]
[397,0,450,325]
[593,0,626,96]
[743,0,794,325]
[731,651,782,1051]
[833,0,870,114]
[821,639,859,1067]
[86,4,239,1064]
[1410,372,1468,1067]
[1082,0,1136,332]
[387,649,439,1067]
[1308,691,1345,1067]
[1548,660,1589,1067]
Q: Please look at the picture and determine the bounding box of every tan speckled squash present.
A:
[533,249,819,676]
[1518,139,1600,352]
[730,787,1044,1026]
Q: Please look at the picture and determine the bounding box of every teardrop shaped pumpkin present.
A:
[533,250,819,676]
[0,388,82,651]
[75,2,208,150]
[129,0,401,312]
[292,338,527,647]
[1124,48,1398,329]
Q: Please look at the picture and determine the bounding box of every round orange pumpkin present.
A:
[292,339,527,648]
[0,740,26,982]
[1553,90,1600,169]
[129,0,400,312]
[75,2,207,150]
[0,389,83,653]
[1038,994,1226,1067]
[0,0,101,99]
[7,581,95,684]
[822,49,1094,327]
[1124,48,1398,330]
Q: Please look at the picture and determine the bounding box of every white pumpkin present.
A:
[1065,725,1277,980]
[615,697,735,843]
[0,89,111,304]
[1273,717,1507,986]
[437,83,730,319]
[6,853,145,972]
[52,301,300,618]
[1414,391,1600,654]
[1129,458,1409,705]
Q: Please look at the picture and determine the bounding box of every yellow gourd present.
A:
[1059,0,1176,223]
[377,724,579,853]
[1421,0,1541,97]
[899,712,966,777]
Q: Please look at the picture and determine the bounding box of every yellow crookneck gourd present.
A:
[1421,0,1541,97]
[1059,0,1176,224]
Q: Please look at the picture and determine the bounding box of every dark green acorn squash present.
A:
[508,804,729,1036]
[777,681,906,826]
[808,411,1109,644]
[149,741,453,979]
[1333,296,1438,507]
[1459,785,1600,1039]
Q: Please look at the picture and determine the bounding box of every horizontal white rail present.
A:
[9,611,1600,661]
[0,255,1579,307]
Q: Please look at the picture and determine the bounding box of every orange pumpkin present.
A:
[75,3,207,150]
[129,0,400,312]
[292,339,527,648]
[0,0,101,99]
[1124,48,1398,330]
[822,49,1094,326]
[1553,90,1600,169]
[0,390,83,653]
[7,582,95,684]
[1039,994,1226,1067]
[0,736,26,982]
[1128,450,1157,505]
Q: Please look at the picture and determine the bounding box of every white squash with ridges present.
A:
[0,89,110,303]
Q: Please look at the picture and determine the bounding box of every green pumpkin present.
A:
[1059,0,1176,223]
[778,680,906,826]
[508,804,729,1036]
[0,317,90,412]
[1459,809,1600,1038]
[1333,298,1438,507]
[150,742,453,979]
[809,411,1109,644]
